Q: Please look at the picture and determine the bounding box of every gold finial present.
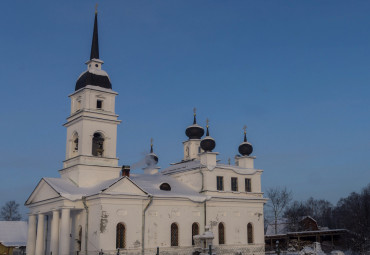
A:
[243,125,247,135]
[95,3,98,14]
[228,158,231,165]
[193,107,196,116]
[206,118,209,128]
[150,138,153,146]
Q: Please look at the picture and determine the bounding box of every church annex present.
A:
[25,10,267,255]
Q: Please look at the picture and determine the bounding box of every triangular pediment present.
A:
[26,179,61,205]
[103,177,147,196]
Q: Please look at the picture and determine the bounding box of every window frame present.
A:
[245,178,252,192]
[216,176,224,191]
[116,223,126,249]
[231,177,238,191]
[171,223,179,247]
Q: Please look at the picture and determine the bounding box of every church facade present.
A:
[25,11,267,255]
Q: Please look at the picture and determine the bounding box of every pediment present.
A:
[103,177,147,196]
[26,179,60,205]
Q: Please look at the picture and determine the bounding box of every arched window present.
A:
[171,223,179,246]
[218,222,225,245]
[116,223,126,249]
[92,132,104,157]
[160,183,171,191]
[247,223,253,244]
[70,132,79,158]
[192,222,199,245]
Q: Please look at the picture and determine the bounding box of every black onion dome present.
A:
[75,71,112,91]
[200,125,216,152]
[185,112,204,139]
[145,140,159,166]
[238,130,253,156]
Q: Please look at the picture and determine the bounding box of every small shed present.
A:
[0,221,28,255]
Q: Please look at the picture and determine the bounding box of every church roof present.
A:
[0,221,28,247]
[130,173,206,202]
[162,160,259,175]
[27,173,207,204]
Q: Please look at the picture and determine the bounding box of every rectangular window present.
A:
[217,176,224,191]
[231,177,238,191]
[245,178,252,192]
[97,100,103,109]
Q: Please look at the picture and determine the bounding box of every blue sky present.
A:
[1,1,370,218]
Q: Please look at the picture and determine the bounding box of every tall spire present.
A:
[243,125,247,142]
[90,4,99,60]
[193,107,197,124]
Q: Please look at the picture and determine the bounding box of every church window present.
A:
[217,176,224,191]
[171,223,179,246]
[116,223,126,249]
[192,222,199,245]
[74,138,79,151]
[76,100,81,111]
[97,100,103,109]
[231,177,238,191]
[160,183,171,191]
[92,132,104,157]
[71,133,79,158]
[218,222,225,245]
[247,223,253,244]
[245,178,251,192]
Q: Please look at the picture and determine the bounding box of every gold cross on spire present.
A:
[228,158,231,165]
[243,125,247,134]
[95,3,98,14]
[150,138,153,146]
[193,107,196,116]
[206,118,209,128]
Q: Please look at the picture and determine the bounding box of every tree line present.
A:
[266,183,370,253]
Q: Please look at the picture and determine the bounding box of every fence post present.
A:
[156,247,159,255]
[208,244,212,255]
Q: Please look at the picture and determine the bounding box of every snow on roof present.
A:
[162,160,258,175]
[42,172,206,202]
[0,221,28,247]
[129,173,207,202]
[162,160,202,174]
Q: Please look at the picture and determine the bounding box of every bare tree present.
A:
[0,200,22,221]
[266,187,292,234]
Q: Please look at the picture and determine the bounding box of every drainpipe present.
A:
[142,195,153,255]
[199,169,207,230]
[82,197,89,255]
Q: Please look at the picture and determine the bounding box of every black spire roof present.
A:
[75,8,112,91]
[90,10,99,60]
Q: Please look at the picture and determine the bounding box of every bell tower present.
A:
[60,9,122,187]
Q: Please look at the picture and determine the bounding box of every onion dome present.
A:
[185,108,205,139]
[238,125,253,156]
[75,8,112,91]
[200,119,216,152]
[145,138,159,166]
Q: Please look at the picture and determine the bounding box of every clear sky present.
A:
[1,1,369,218]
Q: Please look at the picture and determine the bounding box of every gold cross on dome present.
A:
[206,118,209,128]
[95,3,98,14]
[243,125,247,134]
[193,107,197,116]
[150,138,153,146]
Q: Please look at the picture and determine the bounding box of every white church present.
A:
[25,10,267,255]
